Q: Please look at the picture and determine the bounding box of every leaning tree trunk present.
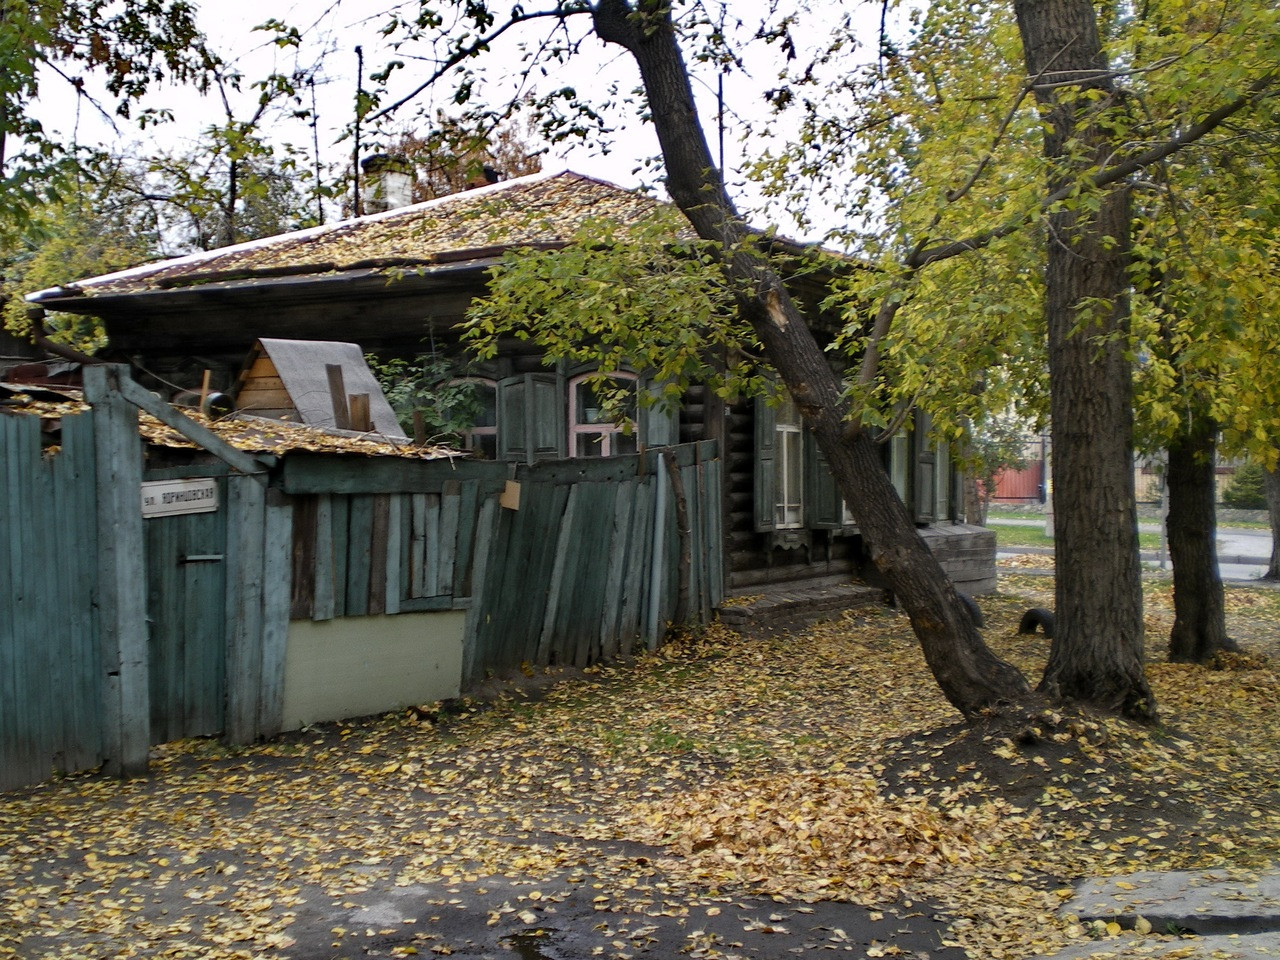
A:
[594,0,1031,719]
[1014,0,1156,719]
[1166,415,1231,662]
[1264,459,1280,581]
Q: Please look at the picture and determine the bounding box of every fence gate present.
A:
[141,466,231,743]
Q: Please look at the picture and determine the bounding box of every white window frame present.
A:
[774,396,804,529]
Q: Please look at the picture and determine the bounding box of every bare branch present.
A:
[366,5,590,124]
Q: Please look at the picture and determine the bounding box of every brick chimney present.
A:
[361,154,415,213]
[467,164,502,190]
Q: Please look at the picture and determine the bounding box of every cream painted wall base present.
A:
[280,612,464,730]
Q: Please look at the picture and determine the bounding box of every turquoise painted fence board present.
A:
[224,477,267,745]
[384,495,402,616]
[344,495,374,617]
[312,495,336,621]
[461,497,499,684]
[59,414,104,774]
[256,493,294,738]
[2,414,41,789]
[452,480,481,598]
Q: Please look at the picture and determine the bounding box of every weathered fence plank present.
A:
[618,477,654,656]
[84,365,151,779]
[1,415,39,789]
[59,413,105,774]
[461,496,499,686]
[598,483,636,660]
[536,484,581,665]
[384,495,403,616]
[224,477,267,745]
[367,494,390,616]
[257,492,294,738]
[344,494,374,617]
[438,482,461,598]
[312,495,336,621]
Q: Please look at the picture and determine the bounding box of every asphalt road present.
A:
[989,518,1274,582]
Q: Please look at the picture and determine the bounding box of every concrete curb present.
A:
[1036,870,1280,960]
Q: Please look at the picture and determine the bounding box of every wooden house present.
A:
[26,170,995,602]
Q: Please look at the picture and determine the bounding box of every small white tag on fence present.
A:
[141,478,219,518]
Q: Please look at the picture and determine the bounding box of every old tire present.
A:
[1017,607,1055,638]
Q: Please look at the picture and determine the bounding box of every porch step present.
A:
[718,578,885,636]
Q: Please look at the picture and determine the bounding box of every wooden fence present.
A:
[2,366,723,790]
[279,441,724,685]
[1,409,104,791]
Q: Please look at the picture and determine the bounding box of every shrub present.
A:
[1221,461,1268,510]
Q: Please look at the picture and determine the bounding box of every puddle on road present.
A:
[504,928,556,959]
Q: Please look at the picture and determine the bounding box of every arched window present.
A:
[568,372,639,458]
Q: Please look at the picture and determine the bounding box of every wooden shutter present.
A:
[497,373,565,464]
[753,394,777,531]
[804,432,842,530]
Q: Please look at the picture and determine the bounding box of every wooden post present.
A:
[325,364,351,429]
[348,393,371,432]
[83,365,151,779]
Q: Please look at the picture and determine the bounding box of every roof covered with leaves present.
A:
[0,383,458,460]
[29,171,683,301]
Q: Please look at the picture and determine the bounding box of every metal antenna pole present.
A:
[310,78,324,224]
[353,45,364,217]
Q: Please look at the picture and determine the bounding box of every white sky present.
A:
[34,0,889,240]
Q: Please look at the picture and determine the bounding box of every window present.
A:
[569,373,639,458]
[889,432,910,501]
[451,378,497,459]
[774,397,804,528]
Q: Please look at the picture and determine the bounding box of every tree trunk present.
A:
[1166,415,1231,661]
[1014,0,1156,719]
[1265,458,1280,581]
[964,475,989,527]
[594,0,1031,719]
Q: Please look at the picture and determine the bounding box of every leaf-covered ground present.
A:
[2,574,1278,959]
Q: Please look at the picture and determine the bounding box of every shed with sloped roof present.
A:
[233,338,406,437]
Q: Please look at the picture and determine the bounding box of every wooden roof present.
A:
[28,171,681,302]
